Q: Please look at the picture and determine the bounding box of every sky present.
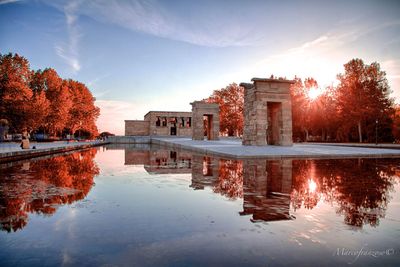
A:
[1,0,400,135]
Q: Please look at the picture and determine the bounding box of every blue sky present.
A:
[1,0,400,134]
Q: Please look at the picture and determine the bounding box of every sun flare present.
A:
[308,179,317,193]
[308,87,323,100]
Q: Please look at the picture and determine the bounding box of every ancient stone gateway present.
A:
[191,101,220,140]
[240,78,294,146]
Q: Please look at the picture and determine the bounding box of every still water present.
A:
[0,144,399,266]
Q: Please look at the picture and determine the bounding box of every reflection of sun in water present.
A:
[308,87,323,100]
[308,179,317,192]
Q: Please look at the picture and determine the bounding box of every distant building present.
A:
[125,111,192,137]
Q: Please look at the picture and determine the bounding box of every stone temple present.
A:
[124,77,294,146]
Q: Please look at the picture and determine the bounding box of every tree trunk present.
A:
[305,129,309,142]
[322,129,326,142]
[358,121,362,143]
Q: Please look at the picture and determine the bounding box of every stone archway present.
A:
[191,101,220,140]
[240,78,294,146]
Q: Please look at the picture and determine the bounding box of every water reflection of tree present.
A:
[291,159,398,228]
[0,149,99,232]
[291,160,321,210]
[197,157,398,227]
[213,160,243,199]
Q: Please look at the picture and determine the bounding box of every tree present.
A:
[35,68,72,136]
[66,80,100,138]
[204,83,244,136]
[0,53,99,138]
[0,53,33,132]
[310,85,339,142]
[27,89,50,131]
[290,77,321,141]
[99,131,115,138]
[391,105,400,142]
[336,59,394,142]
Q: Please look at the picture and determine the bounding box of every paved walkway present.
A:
[151,137,400,159]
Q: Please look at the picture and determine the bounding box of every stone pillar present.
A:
[191,101,220,140]
[241,78,294,146]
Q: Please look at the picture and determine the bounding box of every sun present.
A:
[307,86,323,100]
[308,179,317,193]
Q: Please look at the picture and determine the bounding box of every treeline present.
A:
[206,58,399,143]
[0,53,99,139]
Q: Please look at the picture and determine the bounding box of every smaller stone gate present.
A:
[191,101,220,140]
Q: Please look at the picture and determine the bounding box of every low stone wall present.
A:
[107,136,151,144]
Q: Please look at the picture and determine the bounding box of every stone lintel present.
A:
[251,78,295,84]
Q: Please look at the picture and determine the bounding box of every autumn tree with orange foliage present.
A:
[0,53,99,138]
[31,68,71,135]
[392,105,400,142]
[66,79,100,138]
[290,78,338,142]
[0,53,33,132]
[204,83,244,136]
[336,59,394,143]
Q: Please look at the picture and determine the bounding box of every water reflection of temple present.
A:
[190,156,294,222]
[190,155,219,190]
[241,159,293,222]
[124,145,192,174]
[125,146,294,223]
[123,147,400,227]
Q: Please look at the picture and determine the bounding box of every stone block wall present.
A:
[145,111,192,137]
[125,120,150,136]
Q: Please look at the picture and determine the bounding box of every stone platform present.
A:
[151,137,400,159]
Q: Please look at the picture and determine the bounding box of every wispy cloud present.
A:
[54,1,81,73]
[0,0,21,5]
[215,20,400,93]
[44,0,261,47]
[86,73,110,87]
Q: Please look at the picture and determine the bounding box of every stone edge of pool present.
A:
[0,141,109,163]
[108,136,400,159]
[3,136,400,162]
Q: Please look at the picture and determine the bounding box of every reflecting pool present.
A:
[0,144,399,266]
